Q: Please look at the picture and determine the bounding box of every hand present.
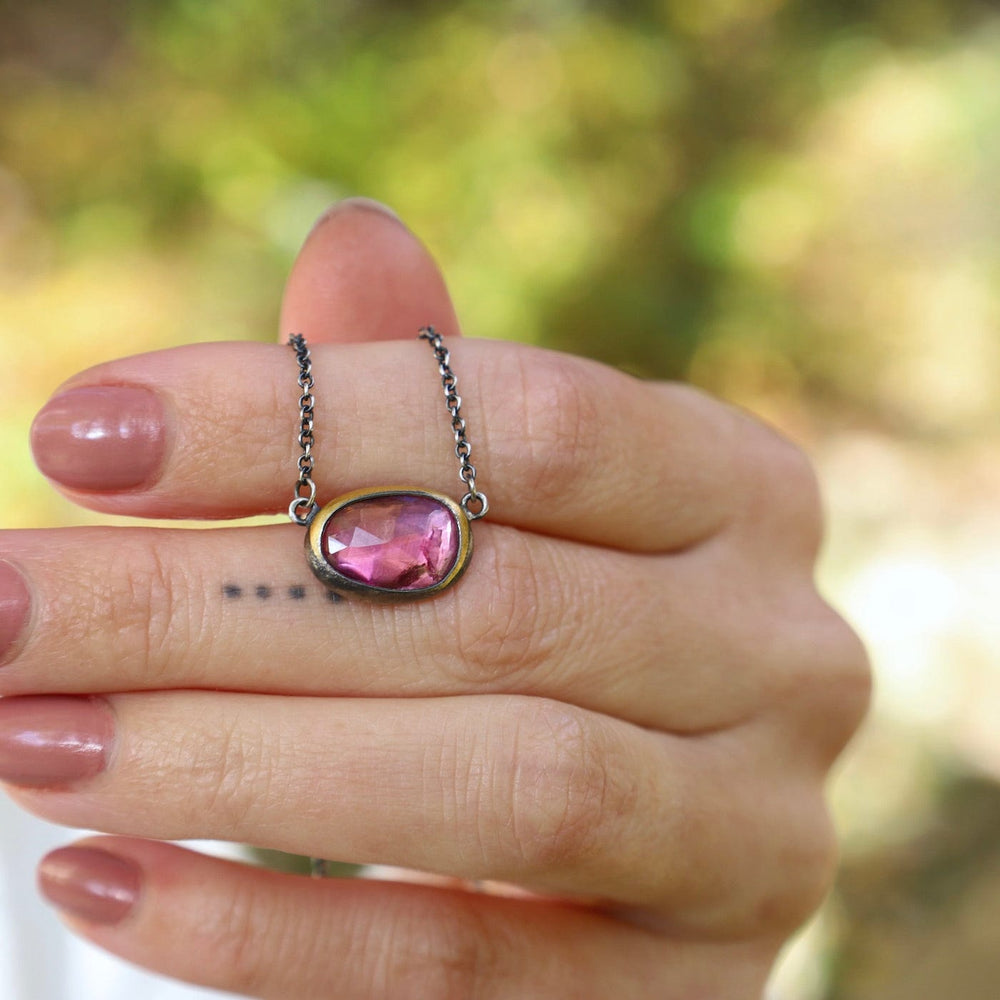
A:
[0,201,869,999]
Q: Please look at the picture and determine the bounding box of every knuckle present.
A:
[199,878,275,995]
[769,596,872,757]
[380,899,501,1000]
[811,603,873,746]
[449,532,565,686]
[200,874,503,1000]
[190,712,271,832]
[90,537,208,684]
[497,350,601,507]
[737,420,824,550]
[756,797,840,932]
[128,544,185,675]
[200,875,328,998]
[758,423,819,495]
[496,700,638,874]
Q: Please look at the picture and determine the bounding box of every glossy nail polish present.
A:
[39,846,141,925]
[0,696,112,787]
[31,385,165,492]
[0,560,30,665]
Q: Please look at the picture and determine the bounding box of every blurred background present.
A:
[1,1,998,996]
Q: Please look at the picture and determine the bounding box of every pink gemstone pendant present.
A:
[305,488,473,600]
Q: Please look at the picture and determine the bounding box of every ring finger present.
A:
[0,522,823,733]
[2,690,825,923]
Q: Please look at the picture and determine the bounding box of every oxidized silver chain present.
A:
[417,326,489,520]
[287,328,488,525]
[288,333,317,526]
[288,328,486,882]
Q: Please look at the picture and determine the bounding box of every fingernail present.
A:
[0,696,113,787]
[31,386,166,492]
[306,197,402,240]
[0,561,31,666]
[39,846,141,925]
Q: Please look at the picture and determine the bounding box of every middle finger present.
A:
[0,523,808,733]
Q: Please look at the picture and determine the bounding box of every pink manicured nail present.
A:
[0,560,31,666]
[31,386,166,492]
[39,846,141,925]
[0,696,113,787]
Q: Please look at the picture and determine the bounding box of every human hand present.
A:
[0,201,869,999]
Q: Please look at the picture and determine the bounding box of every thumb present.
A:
[278,198,463,345]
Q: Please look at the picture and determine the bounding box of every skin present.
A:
[0,200,870,999]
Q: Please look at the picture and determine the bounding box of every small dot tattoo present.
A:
[222,582,343,604]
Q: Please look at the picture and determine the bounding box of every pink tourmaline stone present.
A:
[321,494,459,591]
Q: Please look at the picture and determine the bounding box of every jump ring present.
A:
[461,491,488,519]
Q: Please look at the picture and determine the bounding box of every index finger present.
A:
[30,337,739,552]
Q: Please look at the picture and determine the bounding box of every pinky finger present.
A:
[38,838,772,1000]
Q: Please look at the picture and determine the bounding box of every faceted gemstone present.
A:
[321,493,460,591]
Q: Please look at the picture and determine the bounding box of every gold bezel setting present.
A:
[305,486,473,601]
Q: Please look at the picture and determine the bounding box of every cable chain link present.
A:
[417,326,489,519]
[287,333,319,525]
[288,327,486,878]
[287,329,488,525]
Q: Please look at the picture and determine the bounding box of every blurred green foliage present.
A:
[3,0,998,427]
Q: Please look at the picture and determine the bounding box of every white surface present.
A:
[0,798,234,1000]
